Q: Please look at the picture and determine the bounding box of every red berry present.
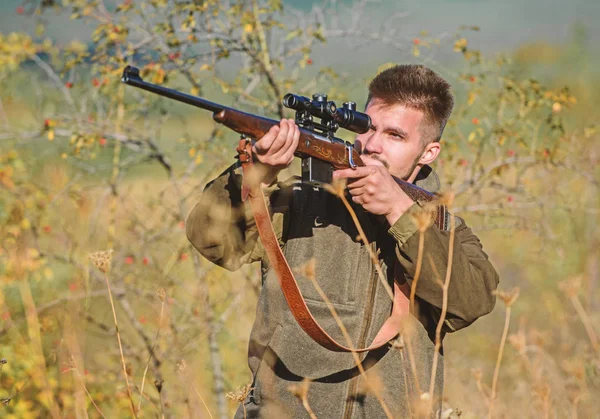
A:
[180,253,188,261]
[16,6,24,14]
[469,76,476,83]
[142,257,149,265]
[1,312,10,321]
[69,282,78,292]
[43,225,52,233]
[99,138,107,146]
[507,150,515,157]
[139,316,147,324]
[92,78,100,87]
[65,82,73,89]
[507,196,513,202]
[472,117,479,125]
[412,38,420,45]
[125,256,134,265]
[179,221,185,229]
[306,58,313,65]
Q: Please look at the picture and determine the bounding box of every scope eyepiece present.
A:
[333,102,371,134]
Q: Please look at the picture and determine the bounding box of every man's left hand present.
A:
[333,166,415,226]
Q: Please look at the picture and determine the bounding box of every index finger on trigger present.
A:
[333,166,372,179]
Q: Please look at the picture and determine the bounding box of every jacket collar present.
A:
[413,164,441,193]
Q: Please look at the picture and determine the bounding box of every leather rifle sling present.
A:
[237,139,409,353]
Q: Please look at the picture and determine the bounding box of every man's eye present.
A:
[389,132,404,140]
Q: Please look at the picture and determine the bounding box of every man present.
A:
[186,64,499,418]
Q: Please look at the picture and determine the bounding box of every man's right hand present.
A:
[252,118,300,186]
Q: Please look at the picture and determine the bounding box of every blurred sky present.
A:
[1,0,598,52]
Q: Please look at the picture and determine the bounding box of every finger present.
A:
[352,195,365,205]
[333,166,378,180]
[346,177,370,190]
[280,121,300,165]
[254,124,280,154]
[268,119,290,156]
[346,185,366,197]
[271,119,297,161]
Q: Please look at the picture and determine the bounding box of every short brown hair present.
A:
[367,64,454,145]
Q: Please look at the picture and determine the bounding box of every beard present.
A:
[361,151,422,182]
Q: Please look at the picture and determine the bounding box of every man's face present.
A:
[355,99,434,182]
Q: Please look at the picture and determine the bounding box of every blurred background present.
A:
[0,0,598,417]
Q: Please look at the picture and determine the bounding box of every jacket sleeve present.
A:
[185,163,283,271]
[388,203,500,333]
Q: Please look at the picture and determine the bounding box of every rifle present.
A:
[121,65,448,230]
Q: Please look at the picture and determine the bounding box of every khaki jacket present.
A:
[186,164,499,418]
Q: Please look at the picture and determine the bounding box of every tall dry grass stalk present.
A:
[488,287,519,419]
[226,384,253,419]
[89,249,138,418]
[177,359,215,419]
[300,259,393,419]
[428,198,456,408]
[324,179,394,301]
[560,276,600,352]
[288,378,317,419]
[137,289,167,412]
[69,364,107,419]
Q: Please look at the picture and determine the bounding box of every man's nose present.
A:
[362,131,383,154]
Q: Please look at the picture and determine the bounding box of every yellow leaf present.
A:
[467,92,477,105]
[412,45,420,57]
[190,87,200,96]
[188,147,196,157]
[195,154,203,165]
[20,219,31,230]
[552,102,562,113]
[244,24,253,33]
[61,153,67,159]
[47,130,55,141]
[453,38,468,52]
[467,132,476,143]
[43,267,54,280]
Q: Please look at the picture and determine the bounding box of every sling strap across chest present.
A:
[237,139,412,353]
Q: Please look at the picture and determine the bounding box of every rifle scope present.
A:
[283,93,371,134]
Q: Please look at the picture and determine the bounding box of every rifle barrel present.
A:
[121,66,227,114]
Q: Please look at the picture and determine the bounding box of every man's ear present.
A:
[419,141,441,165]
